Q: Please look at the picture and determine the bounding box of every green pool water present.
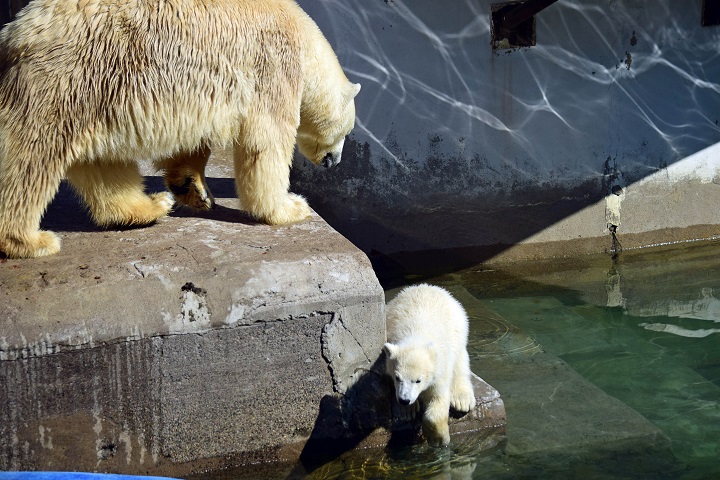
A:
[428,240,720,479]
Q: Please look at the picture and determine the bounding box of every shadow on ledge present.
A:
[284,356,506,479]
[39,177,256,234]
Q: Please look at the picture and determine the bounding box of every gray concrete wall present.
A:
[292,0,720,264]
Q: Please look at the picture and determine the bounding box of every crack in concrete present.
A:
[320,311,372,393]
[132,263,145,279]
[176,243,200,266]
[336,314,372,365]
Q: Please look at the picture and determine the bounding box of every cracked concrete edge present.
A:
[0,250,383,361]
[321,302,386,394]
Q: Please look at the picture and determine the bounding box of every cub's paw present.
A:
[1,230,61,258]
[423,420,451,447]
[450,389,476,413]
[264,193,312,225]
[167,175,215,210]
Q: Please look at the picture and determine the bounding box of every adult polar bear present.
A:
[0,0,360,258]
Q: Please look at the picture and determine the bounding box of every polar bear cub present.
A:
[384,284,476,446]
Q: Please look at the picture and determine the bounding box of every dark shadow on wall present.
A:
[290,147,616,287]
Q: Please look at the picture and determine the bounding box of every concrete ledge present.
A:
[0,184,387,474]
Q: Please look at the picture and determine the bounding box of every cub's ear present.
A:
[383,342,398,359]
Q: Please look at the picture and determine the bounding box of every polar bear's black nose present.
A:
[322,152,339,168]
[399,398,411,406]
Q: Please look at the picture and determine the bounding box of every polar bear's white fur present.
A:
[384,284,476,446]
[0,0,359,258]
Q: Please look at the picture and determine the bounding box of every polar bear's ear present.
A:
[345,82,361,100]
[383,342,398,359]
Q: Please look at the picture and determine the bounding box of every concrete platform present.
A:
[0,158,505,476]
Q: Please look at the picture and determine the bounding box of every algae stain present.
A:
[624,51,632,70]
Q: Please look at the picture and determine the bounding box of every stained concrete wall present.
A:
[292,0,720,266]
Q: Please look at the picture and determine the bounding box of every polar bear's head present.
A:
[297,81,361,168]
[383,341,438,406]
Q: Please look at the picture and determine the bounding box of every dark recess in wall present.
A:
[702,0,720,26]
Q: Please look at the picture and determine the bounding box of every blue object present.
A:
[0,474,178,480]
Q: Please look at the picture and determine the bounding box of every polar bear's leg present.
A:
[233,116,311,225]
[66,161,174,227]
[422,396,451,446]
[450,349,476,413]
[0,145,63,258]
[155,145,215,210]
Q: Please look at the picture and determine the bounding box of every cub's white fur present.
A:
[384,284,476,446]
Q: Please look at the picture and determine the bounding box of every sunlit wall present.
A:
[293,0,720,258]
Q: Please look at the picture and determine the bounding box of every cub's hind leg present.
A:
[155,145,215,210]
[66,161,173,227]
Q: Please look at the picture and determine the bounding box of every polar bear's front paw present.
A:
[450,389,476,413]
[264,193,312,225]
[423,420,451,447]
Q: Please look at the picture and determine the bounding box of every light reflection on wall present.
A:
[293,0,720,255]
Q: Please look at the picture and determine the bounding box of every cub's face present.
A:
[297,82,361,168]
[384,342,437,406]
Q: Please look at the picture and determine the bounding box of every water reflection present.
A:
[638,287,720,337]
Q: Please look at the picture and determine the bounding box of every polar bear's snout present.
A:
[322,152,339,168]
[322,137,346,168]
[395,379,422,406]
